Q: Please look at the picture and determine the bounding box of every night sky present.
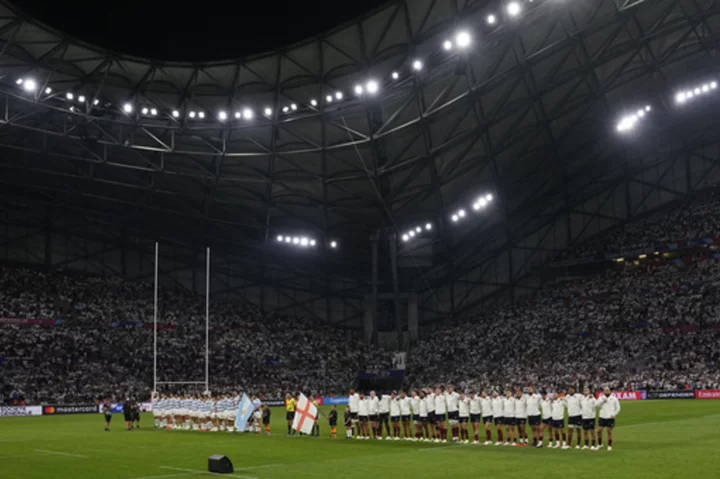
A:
[14,0,389,61]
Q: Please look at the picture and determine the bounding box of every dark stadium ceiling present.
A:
[1,0,720,311]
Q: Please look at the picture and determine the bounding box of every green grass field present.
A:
[1,401,717,478]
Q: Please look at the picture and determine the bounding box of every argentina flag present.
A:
[234,393,254,432]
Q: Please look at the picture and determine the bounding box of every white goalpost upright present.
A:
[152,242,211,395]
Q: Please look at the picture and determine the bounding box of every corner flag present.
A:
[291,393,317,435]
[234,393,254,431]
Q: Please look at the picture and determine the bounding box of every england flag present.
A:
[291,393,318,435]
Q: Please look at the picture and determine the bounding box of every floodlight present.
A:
[366,80,379,94]
[310,240,317,246]
[283,106,290,113]
[45,87,52,94]
[507,1,521,16]
[310,99,318,107]
[243,108,254,120]
[335,91,343,100]
[189,111,197,118]
[277,235,283,242]
[78,95,86,103]
[452,214,459,222]
[458,209,466,218]
[355,84,364,95]
[686,91,694,99]
[409,231,416,237]
[15,78,23,85]
[330,241,338,248]
[326,95,333,103]
[645,105,651,112]
[293,237,300,245]
[637,110,644,117]
[402,234,409,242]
[22,79,37,92]
[123,102,133,113]
[234,112,241,119]
[172,110,180,117]
[486,193,493,201]
[425,223,432,230]
[694,88,701,95]
[198,111,205,119]
[218,111,228,120]
[66,92,74,100]
[415,226,422,233]
[291,103,298,111]
[285,236,291,243]
[487,14,496,24]
[69,106,75,112]
[456,31,471,49]
[94,99,100,106]
[703,84,710,92]
[264,107,273,116]
[712,81,718,89]
[300,237,309,247]
[392,71,399,80]
[412,60,423,71]
[443,40,453,51]
[142,107,149,115]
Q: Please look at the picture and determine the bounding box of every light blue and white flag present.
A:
[234,393,254,431]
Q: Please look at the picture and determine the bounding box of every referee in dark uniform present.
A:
[103,403,112,432]
[123,398,134,431]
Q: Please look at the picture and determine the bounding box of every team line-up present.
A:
[152,384,622,451]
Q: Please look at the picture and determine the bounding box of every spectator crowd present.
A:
[1,194,720,404]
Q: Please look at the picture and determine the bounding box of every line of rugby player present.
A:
[346,385,621,451]
[150,393,266,433]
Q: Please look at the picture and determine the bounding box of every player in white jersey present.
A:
[580,387,598,450]
[368,391,380,439]
[469,390,482,444]
[551,393,568,449]
[539,390,553,448]
[152,393,160,428]
[357,393,370,439]
[433,386,447,443]
[597,386,621,451]
[480,391,494,445]
[491,390,505,445]
[389,392,401,440]
[418,390,430,441]
[525,386,542,447]
[251,395,262,434]
[424,387,437,440]
[348,388,360,437]
[565,386,584,448]
[458,391,470,443]
[445,384,461,442]
[399,391,412,440]
[514,390,528,445]
[502,390,517,446]
[379,393,392,439]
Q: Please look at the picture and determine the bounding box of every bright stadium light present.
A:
[330,241,338,249]
[264,107,273,116]
[45,87,52,94]
[694,88,701,95]
[172,110,180,118]
[142,107,149,115]
[16,78,23,85]
[189,111,197,118]
[507,1,521,16]
[66,92,74,100]
[277,235,283,242]
[402,234,409,242]
[284,236,291,243]
[310,239,317,247]
[291,103,298,111]
[292,237,300,245]
[94,99,100,106]
[487,14,497,24]
[123,102,133,113]
[335,91,343,100]
[300,237,309,247]
[451,214,459,222]
[425,223,432,231]
[486,193,493,201]
[645,105,651,112]
[703,84,710,93]
[443,40,453,51]
[78,95,86,103]
[22,78,37,92]
[409,230,416,237]
[283,106,290,113]
[218,111,228,120]
[326,95,333,103]
[415,226,422,233]
[458,209,466,218]
[455,31,471,49]
[392,71,399,80]
[243,108,254,120]
[355,84,364,95]
[712,81,718,89]
[366,80,379,94]
[413,60,423,71]
[198,111,205,119]
[310,99,318,107]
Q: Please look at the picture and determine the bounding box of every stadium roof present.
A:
[1,0,720,322]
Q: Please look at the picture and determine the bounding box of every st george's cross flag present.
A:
[291,393,318,435]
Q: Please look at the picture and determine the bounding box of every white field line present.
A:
[34,449,89,458]
[160,466,257,479]
[132,473,196,479]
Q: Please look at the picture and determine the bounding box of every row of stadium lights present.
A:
[617,81,718,133]
[275,235,338,250]
[402,192,495,243]
[11,0,537,122]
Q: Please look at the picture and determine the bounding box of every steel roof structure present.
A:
[1,0,720,329]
